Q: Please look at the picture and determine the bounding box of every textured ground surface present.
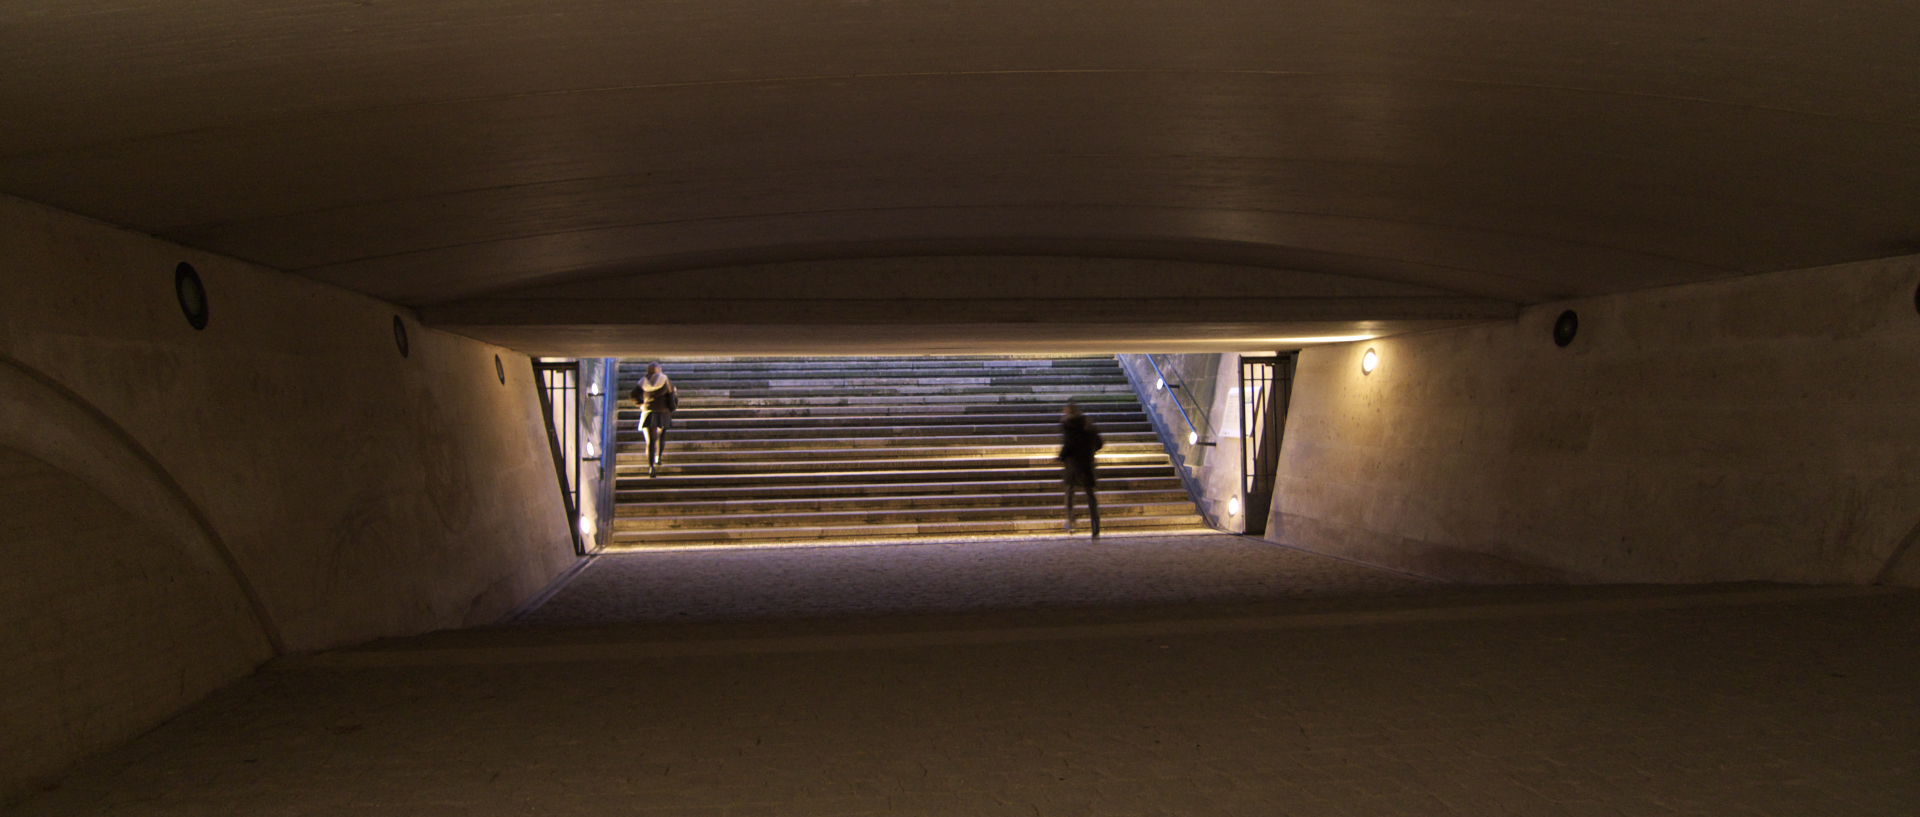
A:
[12,535,1918,816]
[519,533,1437,626]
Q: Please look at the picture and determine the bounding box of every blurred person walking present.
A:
[631,362,677,477]
[1059,401,1104,537]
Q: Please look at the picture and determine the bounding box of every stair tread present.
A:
[610,519,1212,545]
[615,503,1201,528]
[615,488,1195,513]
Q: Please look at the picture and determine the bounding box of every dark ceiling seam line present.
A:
[275,202,1737,276]
[387,244,1560,309]
[5,68,1914,162]
[420,252,1509,307]
[156,155,1446,234]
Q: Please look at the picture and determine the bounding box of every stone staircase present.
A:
[610,356,1208,547]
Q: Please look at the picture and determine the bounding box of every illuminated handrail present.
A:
[1145,354,1215,446]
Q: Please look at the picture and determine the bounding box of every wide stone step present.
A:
[621,357,1119,373]
[616,488,1195,517]
[645,377,1128,391]
[615,475,1186,503]
[607,515,1210,547]
[648,385,1135,402]
[621,438,1163,459]
[614,500,1202,531]
[615,454,1172,477]
[638,407,1147,424]
[613,464,1179,490]
[640,421,1156,441]
[622,368,1121,383]
[629,432,1161,452]
[636,374,1128,389]
[660,393,1136,409]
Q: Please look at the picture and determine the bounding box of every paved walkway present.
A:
[519,533,1437,626]
[12,535,1919,816]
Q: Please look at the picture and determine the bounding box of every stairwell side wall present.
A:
[0,196,576,801]
[1265,255,1920,585]
[1117,353,1236,531]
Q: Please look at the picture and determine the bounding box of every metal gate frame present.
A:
[1237,354,1295,536]
[533,360,585,555]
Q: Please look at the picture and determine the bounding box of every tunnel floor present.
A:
[15,535,1918,816]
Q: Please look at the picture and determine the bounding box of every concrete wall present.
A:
[1268,255,1920,585]
[1119,353,1246,531]
[0,195,576,802]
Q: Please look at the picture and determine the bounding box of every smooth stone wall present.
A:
[0,195,576,802]
[1267,255,1920,585]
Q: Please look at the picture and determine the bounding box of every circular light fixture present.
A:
[1227,496,1243,516]
[174,262,208,330]
[1360,348,1380,375]
[494,354,506,384]
[1553,309,1580,347]
[1187,430,1199,445]
[1155,377,1165,391]
[392,315,409,358]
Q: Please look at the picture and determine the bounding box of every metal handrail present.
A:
[1144,354,1215,446]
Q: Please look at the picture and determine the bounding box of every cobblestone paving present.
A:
[12,537,1919,816]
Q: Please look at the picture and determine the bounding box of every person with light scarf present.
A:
[632,362,676,477]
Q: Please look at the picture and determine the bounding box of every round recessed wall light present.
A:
[1553,309,1580,347]
[1155,377,1165,390]
[1360,348,1380,375]
[392,315,410,358]
[495,354,506,384]
[174,262,208,330]
[1187,430,1199,445]
[1227,496,1243,516]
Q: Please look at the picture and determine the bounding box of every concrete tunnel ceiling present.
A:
[4,1,1918,354]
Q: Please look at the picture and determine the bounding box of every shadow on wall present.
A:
[0,357,276,805]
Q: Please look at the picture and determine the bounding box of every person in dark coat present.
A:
[1059,401,1104,537]
[631,362,676,477]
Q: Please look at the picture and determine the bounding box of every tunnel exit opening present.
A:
[600,355,1208,549]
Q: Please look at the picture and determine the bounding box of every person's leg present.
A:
[1086,479,1100,538]
[1063,476,1076,531]
[652,426,667,466]
[639,417,654,476]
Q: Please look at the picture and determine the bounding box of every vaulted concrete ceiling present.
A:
[4,1,1917,353]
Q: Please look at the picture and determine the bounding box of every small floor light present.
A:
[1361,348,1380,375]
